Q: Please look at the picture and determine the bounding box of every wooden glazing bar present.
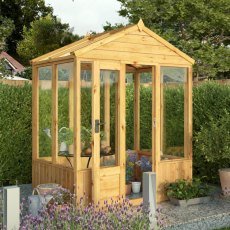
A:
[51,64,58,164]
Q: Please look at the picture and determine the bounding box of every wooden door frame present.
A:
[91,61,126,203]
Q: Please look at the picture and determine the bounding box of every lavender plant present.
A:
[20,193,162,230]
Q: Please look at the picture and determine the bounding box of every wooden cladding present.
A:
[32,20,193,205]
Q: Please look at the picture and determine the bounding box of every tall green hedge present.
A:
[0,83,32,184]
[193,82,230,183]
[1,81,230,184]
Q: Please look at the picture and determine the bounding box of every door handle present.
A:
[95,120,105,133]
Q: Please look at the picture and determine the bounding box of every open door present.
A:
[91,61,126,203]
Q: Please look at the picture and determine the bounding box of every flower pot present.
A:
[126,183,132,195]
[36,183,61,195]
[60,142,68,152]
[219,168,230,196]
[132,181,141,194]
[169,196,210,207]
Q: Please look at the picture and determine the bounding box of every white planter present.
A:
[169,196,210,207]
[60,142,68,152]
[132,182,141,193]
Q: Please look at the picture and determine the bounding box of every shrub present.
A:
[165,178,210,200]
[0,83,32,184]
[193,82,230,183]
[194,113,230,183]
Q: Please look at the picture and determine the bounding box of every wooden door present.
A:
[92,61,126,204]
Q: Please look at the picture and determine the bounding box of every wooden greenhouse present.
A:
[31,20,194,204]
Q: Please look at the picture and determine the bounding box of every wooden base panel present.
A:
[157,159,192,202]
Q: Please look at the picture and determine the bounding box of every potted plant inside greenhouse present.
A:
[134,156,152,193]
[126,150,137,195]
[165,179,211,207]
[195,114,230,197]
[58,127,74,156]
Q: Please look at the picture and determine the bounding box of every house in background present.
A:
[0,51,27,80]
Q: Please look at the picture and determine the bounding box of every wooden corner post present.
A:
[153,65,160,172]
[32,65,38,188]
[51,64,58,164]
[134,72,140,151]
[187,67,193,160]
[73,57,82,199]
[118,63,126,196]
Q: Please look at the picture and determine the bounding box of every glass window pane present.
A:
[39,66,52,157]
[57,62,74,156]
[126,73,134,150]
[140,71,152,150]
[160,67,187,160]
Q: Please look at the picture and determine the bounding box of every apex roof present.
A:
[31,19,195,65]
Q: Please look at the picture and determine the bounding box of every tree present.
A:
[17,15,79,64]
[0,16,15,51]
[0,0,52,56]
[0,16,15,79]
[103,21,126,32]
[118,0,230,79]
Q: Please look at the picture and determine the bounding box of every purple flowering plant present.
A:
[20,192,160,230]
[126,150,137,182]
[136,156,152,172]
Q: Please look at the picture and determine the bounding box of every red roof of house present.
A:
[0,51,25,73]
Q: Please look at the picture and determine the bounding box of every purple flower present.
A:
[136,156,152,171]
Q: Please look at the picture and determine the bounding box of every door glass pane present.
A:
[100,70,119,167]
[57,62,74,156]
[140,71,152,150]
[126,73,134,150]
[38,66,52,157]
[160,67,187,160]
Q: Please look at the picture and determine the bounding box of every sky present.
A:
[44,0,128,36]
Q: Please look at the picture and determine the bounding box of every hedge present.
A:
[1,81,230,184]
[0,83,32,184]
[193,82,230,183]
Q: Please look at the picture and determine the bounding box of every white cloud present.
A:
[45,0,128,36]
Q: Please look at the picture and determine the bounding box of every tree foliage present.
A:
[117,0,230,79]
[17,15,79,63]
[0,83,32,184]
[0,0,52,56]
[0,16,15,52]
[0,16,15,79]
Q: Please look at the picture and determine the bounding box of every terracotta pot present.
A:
[219,168,230,196]
[126,183,132,195]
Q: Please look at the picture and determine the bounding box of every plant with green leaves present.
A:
[0,83,32,184]
[17,15,79,64]
[195,113,230,163]
[58,127,74,146]
[165,178,210,200]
